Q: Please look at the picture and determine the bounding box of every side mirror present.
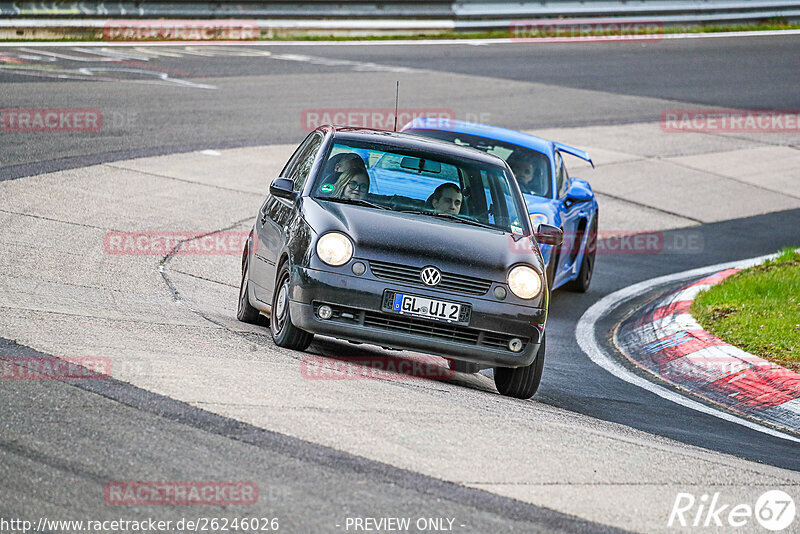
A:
[270,178,297,201]
[535,224,563,246]
[565,179,593,203]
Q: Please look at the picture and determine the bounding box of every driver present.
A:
[428,183,463,215]
[507,153,547,196]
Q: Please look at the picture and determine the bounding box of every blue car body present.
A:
[400,118,599,292]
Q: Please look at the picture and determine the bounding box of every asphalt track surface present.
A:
[1,36,799,532]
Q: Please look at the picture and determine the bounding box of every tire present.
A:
[270,263,313,350]
[448,359,480,374]
[494,333,546,399]
[564,215,597,293]
[237,245,265,325]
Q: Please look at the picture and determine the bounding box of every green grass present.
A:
[3,20,800,43]
[691,247,800,372]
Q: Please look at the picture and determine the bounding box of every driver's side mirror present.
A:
[535,224,563,246]
[270,178,298,201]
[565,179,593,203]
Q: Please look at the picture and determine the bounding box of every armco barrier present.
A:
[1,0,799,36]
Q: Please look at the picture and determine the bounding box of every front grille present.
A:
[315,302,527,352]
[363,311,480,344]
[368,260,492,296]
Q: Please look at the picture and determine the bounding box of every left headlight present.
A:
[316,232,354,266]
[507,265,542,299]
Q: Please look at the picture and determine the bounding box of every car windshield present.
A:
[312,140,529,234]
[404,129,552,198]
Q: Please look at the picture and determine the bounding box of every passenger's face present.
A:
[512,163,534,184]
[342,174,369,200]
[432,191,462,214]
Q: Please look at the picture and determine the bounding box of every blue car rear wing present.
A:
[554,142,594,168]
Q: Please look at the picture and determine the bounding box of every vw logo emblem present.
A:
[420,266,441,286]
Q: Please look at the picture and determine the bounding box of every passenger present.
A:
[508,153,547,196]
[332,169,370,200]
[323,153,367,185]
[428,183,463,215]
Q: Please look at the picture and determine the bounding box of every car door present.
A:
[251,132,323,305]
[553,150,583,286]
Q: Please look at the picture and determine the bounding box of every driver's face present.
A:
[432,191,462,214]
[512,163,534,183]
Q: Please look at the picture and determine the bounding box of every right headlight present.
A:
[316,232,354,266]
[507,265,542,299]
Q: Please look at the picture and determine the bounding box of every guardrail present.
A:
[1,0,799,37]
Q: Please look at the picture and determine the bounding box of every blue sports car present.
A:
[401,118,598,293]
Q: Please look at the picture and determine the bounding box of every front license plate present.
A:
[391,292,462,323]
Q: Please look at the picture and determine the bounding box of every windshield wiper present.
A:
[400,210,498,230]
[320,197,391,210]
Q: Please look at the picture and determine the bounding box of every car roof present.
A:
[325,127,508,168]
[402,118,554,155]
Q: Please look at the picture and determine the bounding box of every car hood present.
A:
[303,198,544,279]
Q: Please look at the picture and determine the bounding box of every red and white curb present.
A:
[577,253,800,443]
[617,268,800,435]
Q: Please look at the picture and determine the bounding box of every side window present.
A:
[286,134,323,191]
[555,151,570,198]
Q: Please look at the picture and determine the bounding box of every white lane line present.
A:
[3,29,800,47]
[575,252,800,443]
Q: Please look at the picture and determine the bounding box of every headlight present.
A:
[316,232,354,266]
[507,265,542,299]
[529,213,548,230]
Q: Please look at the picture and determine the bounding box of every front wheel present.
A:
[270,264,313,350]
[494,333,546,399]
[237,246,265,325]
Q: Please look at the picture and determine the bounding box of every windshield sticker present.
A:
[320,183,334,193]
[511,225,523,235]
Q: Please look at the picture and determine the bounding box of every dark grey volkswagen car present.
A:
[237,126,562,399]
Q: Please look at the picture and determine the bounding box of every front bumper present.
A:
[288,266,545,368]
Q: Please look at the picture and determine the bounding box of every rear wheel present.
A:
[494,333,546,399]
[237,246,265,325]
[565,215,597,293]
[270,263,313,350]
